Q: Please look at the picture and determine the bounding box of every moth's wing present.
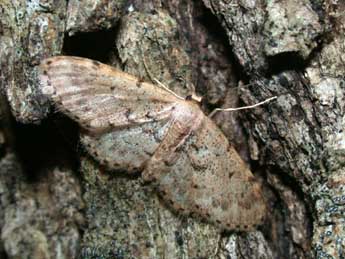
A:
[81,119,170,173]
[147,114,266,231]
[38,56,180,133]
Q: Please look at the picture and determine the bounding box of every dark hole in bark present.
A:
[63,28,118,62]
[0,250,8,259]
[194,1,248,84]
[267,52,306,75]
[175,231,184,246]
[13,114,79,180]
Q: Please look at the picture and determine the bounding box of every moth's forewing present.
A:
[144,106,266,231]
[38,56,179,133]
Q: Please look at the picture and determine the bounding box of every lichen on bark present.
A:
[205,0,345,258]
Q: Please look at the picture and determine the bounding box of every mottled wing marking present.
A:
[147,115,266,231]
[38,56,180,133]
[38,56,266,232]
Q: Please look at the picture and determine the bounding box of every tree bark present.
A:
[0,0,343,258]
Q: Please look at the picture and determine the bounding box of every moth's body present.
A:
[39,56,266,231]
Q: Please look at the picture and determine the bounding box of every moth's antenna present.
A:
[153,78,185,100]
[209,96,277,117]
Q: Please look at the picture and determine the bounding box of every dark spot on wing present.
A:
[145,112,154,118]
[125,108,132,118]
[46,60,52,65]
[136,77,144,88]
[229,172,234,179]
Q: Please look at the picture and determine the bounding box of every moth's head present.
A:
[185,93,202,104]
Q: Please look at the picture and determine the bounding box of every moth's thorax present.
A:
[172,101,204,124]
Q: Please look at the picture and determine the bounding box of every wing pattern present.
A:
[39,56,266,231]
[39,56,179,133]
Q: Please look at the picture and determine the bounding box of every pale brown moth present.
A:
[38,56,266,231]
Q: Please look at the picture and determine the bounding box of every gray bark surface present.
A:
[0,0,343,258]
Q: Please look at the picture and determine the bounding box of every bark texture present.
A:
[0,0,343,258]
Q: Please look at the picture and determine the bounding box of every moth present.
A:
[38,56,266,231]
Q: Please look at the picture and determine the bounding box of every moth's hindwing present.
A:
[81,119,170,173]
[146,115,266,231]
